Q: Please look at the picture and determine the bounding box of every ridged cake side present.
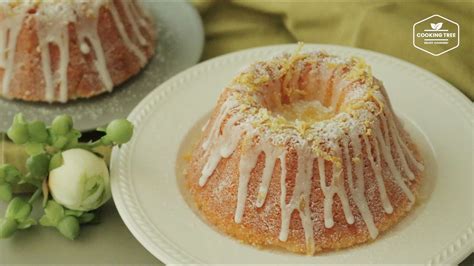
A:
[185,50,424,254]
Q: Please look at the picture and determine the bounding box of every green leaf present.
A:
[0,218,18,238]
[39,216,54,227]
[96,127,106,132]
[27,121,49,143]
[78,213,95,224]
[5,197,32,221]
[24,142,45,156]
[1,164,21,184]
[40,200,65,227]
[0,183,12,202]
[64,209,84,217]
[26,153,50,179]
[13,113,27,124]
[17,218,37,229]
[57,216,80,240]
[52,135,69,149]
[64,130,81,149]
[49,152,63,171]
[7,114,29,145]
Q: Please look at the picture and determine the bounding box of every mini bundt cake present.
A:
[0,0,155,103]
[185,48,425,254]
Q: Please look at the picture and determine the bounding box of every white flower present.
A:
[48,149,111,211]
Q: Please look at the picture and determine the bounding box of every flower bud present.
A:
[6,197,32,221]
[49,149,111,211]
[105,119,134,144]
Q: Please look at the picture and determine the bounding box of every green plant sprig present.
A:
[0,113,133,240]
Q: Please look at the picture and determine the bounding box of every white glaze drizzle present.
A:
[0,7,27,96]
[109,2,147,66]
[387,110,425,172]
[385,112,415,180]
[121,1,147,46]
[362,134,393,214]
[278,152,289,241]
[37,31,54,102]
[76,4,113,92]
[318,149,354,228]
[347,131,378,238]
[130,1,148,28]
[375,114,415,202]
[235,136,259,223]
[399,134,425,171]
[255,145,282,207]
[199,99,421,250]
[0,0,151,102]
[197,52,424,253]
[293,146,315,254]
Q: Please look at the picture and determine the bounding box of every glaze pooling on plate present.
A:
[191,49,425,254]
[0,0,153,102]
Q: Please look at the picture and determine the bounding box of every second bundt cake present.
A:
[0,0,155,103]
[185,47,424,254]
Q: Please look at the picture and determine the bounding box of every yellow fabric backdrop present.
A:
[193,0,473,100]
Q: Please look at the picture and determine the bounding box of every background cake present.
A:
[186,50,424,254]
[0,0,155,103]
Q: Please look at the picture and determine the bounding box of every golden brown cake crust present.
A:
[185,51,425,255]
[186,93,422,254]
[0,0,155,102]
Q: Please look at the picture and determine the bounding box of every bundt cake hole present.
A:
[272,100,334,124]
[258,71,349,124]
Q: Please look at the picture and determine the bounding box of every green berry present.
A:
[26,153,50,179]
[0,218,18,238]
[105,119,134,144]
[6,197,32,221]
[27,121,48,143]
[51,115,73,136]
[57,216,80,240]
[7,123,29,144]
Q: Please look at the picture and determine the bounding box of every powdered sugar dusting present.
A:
[190,49,424,254]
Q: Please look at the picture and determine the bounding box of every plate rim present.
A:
[110,43,474,264]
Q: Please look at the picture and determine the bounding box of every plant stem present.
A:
[75,139,104,150]
[23,173,42,188]
[28,188,42,204]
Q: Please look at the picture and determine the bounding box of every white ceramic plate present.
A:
[110,44,474,264]
[0,0,204,132]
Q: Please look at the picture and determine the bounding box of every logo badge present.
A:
[413,14,459,56]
